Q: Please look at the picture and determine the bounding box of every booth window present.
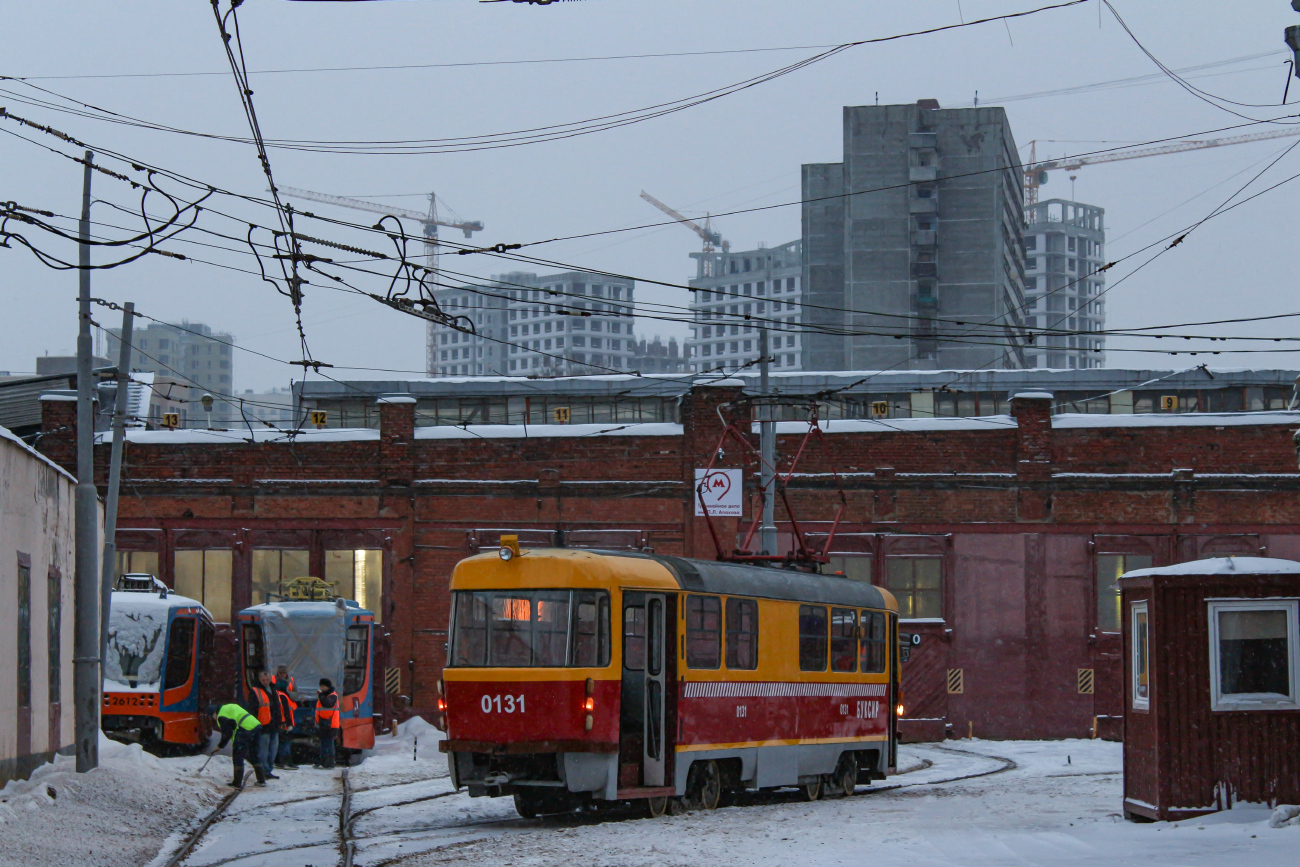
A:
[725,598,759,670]
[325,549,384,622]
[686,595,722,669]
[1097,554,1152,632]
[886,557,943,619]
[1208,600,1299,711]
[174,549,233,623]
[799,605,828,671]
[1131,601,1150,710]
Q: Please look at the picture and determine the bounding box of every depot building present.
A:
[36,367,1300,742]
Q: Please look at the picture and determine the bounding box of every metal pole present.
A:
[758,327,777,557]
[74,150,100,772]
[99,302,133,671]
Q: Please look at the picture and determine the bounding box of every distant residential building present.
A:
[1023,199,1106,369]
[686,240,804,373]
[107,321,235,421]
[802,100,1028,371]
[426,271,636,377]
[629,336,690,374]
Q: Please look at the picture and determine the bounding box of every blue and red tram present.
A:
[102,574,217,749]
[439,544,901,817]
[237,588,377,754]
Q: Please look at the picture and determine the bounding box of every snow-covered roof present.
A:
[1122,557,1300,578]
[414,422,682,440]
[1052,411,1300,429]
[764,416,1018,435]
[95,427,382,445]
[0,422,77,483]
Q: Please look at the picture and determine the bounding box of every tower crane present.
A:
[1024,126,1300,205]
[639,190,729,254]
[277,186,484,273]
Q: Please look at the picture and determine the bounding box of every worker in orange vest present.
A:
[314,678,341,769]
[273,677,298,770]
[251,671,281,780]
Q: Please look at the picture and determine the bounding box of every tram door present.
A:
[620,592,672,788]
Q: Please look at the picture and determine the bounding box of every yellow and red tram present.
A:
[439,544,900,817]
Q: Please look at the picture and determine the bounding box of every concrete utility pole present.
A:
[74,151,99,772]
[99,302,133,671]
[758,328,777,557]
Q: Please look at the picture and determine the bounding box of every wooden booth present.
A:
[1118,557,1300,821]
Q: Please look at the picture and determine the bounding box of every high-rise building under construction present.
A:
[802,100,1029,371]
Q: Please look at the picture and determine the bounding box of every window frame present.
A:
[1206,598,1299,712]
[725,597,759,671]
[830,608,858,673]
[685,594,722,670]
[885,556,944,621]
[860,609,889,674]
[1131,600,1150,711]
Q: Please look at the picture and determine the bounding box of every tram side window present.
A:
[624,604,646,671]
[799,605,828,671]
[830,608,858,672]
[686,595,722,669]
[725,598,759,670]
[572,591,611,668]
[860,611,888,673]
[343,625,370,696]
[164,617,196,690]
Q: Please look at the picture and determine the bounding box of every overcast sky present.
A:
[3,0,1299,392]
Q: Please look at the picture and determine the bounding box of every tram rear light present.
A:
[583,697,595,712]
[438,698,447,712]
[896,703,905,717]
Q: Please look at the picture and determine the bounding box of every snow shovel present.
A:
[196,750,219,777]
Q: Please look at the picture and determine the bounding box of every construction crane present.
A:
[1024,126,1300,205]
[640,190,729,254]
[277,186,484,272]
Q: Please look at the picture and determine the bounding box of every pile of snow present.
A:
[0,735,222,867]
[1271,804,1300,828]
[351,716,447,787]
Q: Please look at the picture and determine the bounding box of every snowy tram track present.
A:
[165,744,1017,867]
[160,788,243,867]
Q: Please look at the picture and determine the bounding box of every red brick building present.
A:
[39,379,1300,741]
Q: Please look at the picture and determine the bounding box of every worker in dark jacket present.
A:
[208,702,266,788]
[273,676,298,770]
[314,678,341,769]
[254,671,282,780]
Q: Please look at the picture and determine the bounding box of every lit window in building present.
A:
[325,549,384,622]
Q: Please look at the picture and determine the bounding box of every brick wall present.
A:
[40,390,1300,738]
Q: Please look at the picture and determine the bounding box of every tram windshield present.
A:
[450,590,611,668]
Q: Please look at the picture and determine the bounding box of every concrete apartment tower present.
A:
[802,100,1029,371]
[106,321,235,423]
[1023,199,1106,369]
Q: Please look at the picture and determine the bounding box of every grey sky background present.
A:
[3,0,1299,392]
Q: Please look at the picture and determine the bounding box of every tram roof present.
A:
[451,549,895,611]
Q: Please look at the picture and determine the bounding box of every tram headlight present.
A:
[896,703,905,717]
[499,547,513,561]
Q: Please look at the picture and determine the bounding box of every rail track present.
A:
[160,744,1016,867]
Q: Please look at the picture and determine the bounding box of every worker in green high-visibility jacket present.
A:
[206,703,267,788]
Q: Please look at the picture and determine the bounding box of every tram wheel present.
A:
[799,777,823,802]
[513,791,541,819]
[642,795,669,818]
[685,760,723,811]
[831,753,858,798]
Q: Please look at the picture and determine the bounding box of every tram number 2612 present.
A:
[481,694,526,714]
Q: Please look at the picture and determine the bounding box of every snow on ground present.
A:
[400,739,1299,867]
[0,736,222,867]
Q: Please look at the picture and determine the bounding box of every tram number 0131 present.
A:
[480,694,526,714]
